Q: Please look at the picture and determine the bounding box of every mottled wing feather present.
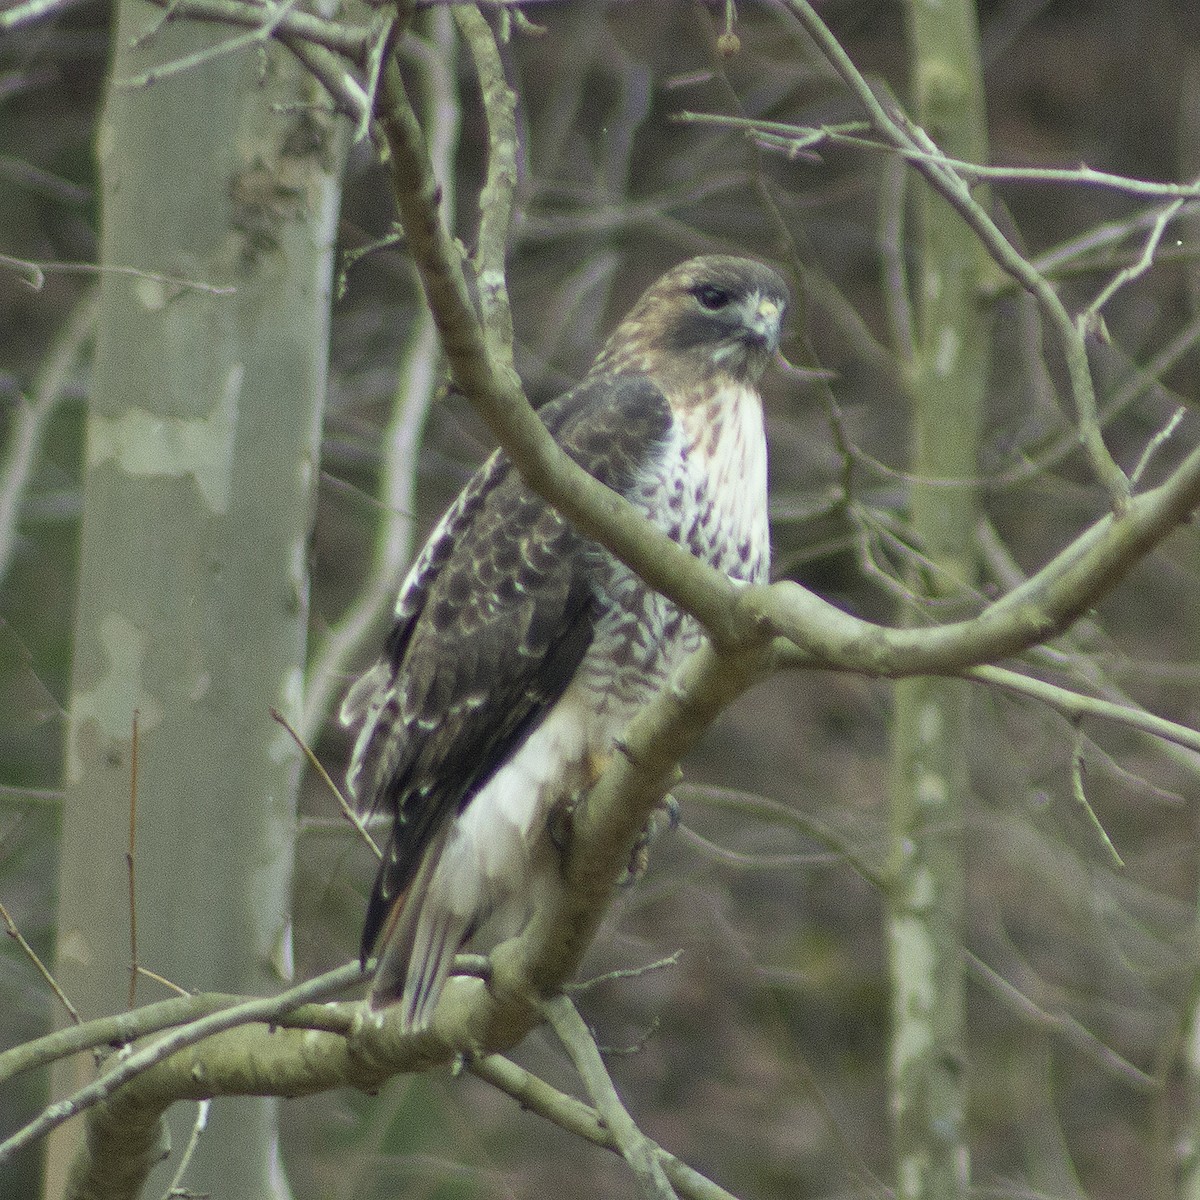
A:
[351,374,673,965]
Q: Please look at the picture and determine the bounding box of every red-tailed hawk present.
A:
[342,256,788,1030]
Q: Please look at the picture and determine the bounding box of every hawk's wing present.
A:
[343,373,673,965]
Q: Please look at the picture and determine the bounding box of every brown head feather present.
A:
[590,255,789,402]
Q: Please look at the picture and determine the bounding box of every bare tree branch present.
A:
[546,996,679,1200]
[0,986,355,1089]
[965,664,1200,757]
[454,3,518,363]
[138,0,372,62]
[0,0,91,32]
[774,0,1130,509]
[0,289,97,593]
[767,438,1200,676]
[0,964,365,1169]
[471,1054,743,1200]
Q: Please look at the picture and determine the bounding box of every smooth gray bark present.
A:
[48,5,343,1196]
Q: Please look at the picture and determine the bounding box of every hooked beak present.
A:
[741,291,783,352]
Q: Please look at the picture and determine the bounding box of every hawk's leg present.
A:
[546,745,613,856]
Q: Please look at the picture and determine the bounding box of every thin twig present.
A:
[455,3,518,363]
[966,953,1155,1090]
[279,29,373,131]
[677,824,842,870]
[1082,197,1185,324]
[136,965,191,998]
[471,1054,742,1200]
[1129,407,1187,490]
[773,0,1130,510]
[990,309,1200,489]
[966,664,1200,757]
[568,950,684,993]
[679,782,885,886]
[355,13,399,144]
[159,1100,209,1200]
[1069,729,1125,869]
[118,0,304,90]
[0,899,81,1025]
[1026,197,1200,284]
[270,708,382,859]
[0,253,236,296]
[680,111,1200,200]
[138,0,371,61]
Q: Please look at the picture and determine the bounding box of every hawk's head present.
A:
[593,255,790,391]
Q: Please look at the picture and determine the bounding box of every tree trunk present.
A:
[887,3,990,1198]
[46,4,344,1196]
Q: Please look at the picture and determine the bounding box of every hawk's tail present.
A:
[368,829,471,1032]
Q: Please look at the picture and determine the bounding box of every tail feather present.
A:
[368,829,471,1032]
[403,907,464,1030]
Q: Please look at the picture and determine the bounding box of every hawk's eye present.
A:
[693,283,732,311]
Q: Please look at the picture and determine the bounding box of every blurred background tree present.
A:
[34,0,346,1195]
[4,2,1200,1199]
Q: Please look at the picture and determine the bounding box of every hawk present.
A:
[342,255,788,1031]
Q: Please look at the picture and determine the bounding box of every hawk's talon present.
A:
[620,793,680,886]
[661,792,680,831]
[547,789,583,853]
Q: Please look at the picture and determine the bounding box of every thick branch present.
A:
[2,966,364,1172]
[767,438,1200,675]
[0,982,360,1090]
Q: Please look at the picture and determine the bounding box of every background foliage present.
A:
[4,1,1200,1198]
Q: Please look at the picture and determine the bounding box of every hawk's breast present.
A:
[576,377,770,714]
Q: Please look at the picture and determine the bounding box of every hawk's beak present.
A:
[743,291,783,351]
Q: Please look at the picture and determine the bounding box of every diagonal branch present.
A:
[766,437,1200,677]
[1,964,365,1170]
[546,996,680,1200]
[471,1053,743,1200]
[140,0,372,61]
